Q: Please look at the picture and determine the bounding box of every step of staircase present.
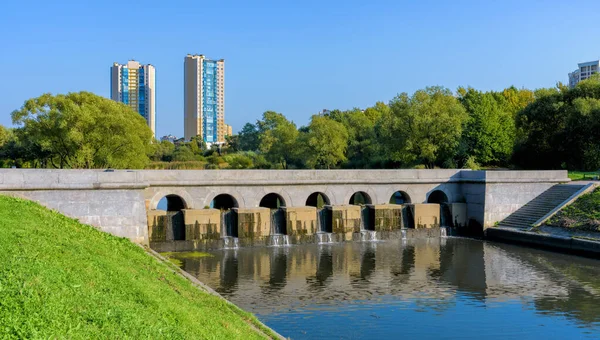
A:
[497,184,585,229]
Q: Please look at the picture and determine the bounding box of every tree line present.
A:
[2,76,600,171]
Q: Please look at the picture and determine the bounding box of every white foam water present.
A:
[223,236,239,249]
[360,230,378,242]
[270,234,290,247]
[316,232,334,244]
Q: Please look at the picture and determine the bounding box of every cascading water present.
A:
[269,209,290,247]
[221,210,239,249]
[359,206,378,242]
[360,230,378,242]
[316,232,334,244]
[440,227,448,238]
[316,208,334,244]
[223,236,239,249]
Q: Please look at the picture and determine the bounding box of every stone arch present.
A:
[210,193,239,210]
[348,191,373,205]
[253,188,293,208]
[259,192,287,209]
[305,192,331,208]
[389,190,412,204]
[427,190,449,204]
[149,189,193,210]
[150,192,188,242]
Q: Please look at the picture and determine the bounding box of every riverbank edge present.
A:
[142,246,286,340]
[485,227,600,257]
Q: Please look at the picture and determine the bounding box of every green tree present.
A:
[458,88,516,166]
[300,115,349,169]
[257,111,299,169]
[172,145,198,162]
[151,140,175,162]
[238,123,260,151]
[225,153,253,169]
[11,92,152,168]
[379,87,467,168]
[514,76,600,170]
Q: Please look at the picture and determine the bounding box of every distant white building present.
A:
[160,135,178,143]
[568,60,599,88]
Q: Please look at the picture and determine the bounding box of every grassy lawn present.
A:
[0,196,276,339]
[568,171,600,181]
[547,188,600,232]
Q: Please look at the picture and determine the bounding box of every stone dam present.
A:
[0,169,570,250]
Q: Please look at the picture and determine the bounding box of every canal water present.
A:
[171,238,600,339]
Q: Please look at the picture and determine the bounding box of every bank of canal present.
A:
[171,238,600,339]
[0,196,279,339]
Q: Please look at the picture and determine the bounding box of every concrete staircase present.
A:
[497,184,586,229]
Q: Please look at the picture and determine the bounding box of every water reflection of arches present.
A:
[389,190,412,204]
[265,249,288,292]
[349,191,372,205]
[360,247,376,280]
[307,247,334,289]
[211,194,239,210]
[427,190,448,203]
[259,193,286,209]
[157,194,186,241]
[306,192,330,208]
[218,251,239,295]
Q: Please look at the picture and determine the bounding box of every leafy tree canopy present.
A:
[11,92,153,169]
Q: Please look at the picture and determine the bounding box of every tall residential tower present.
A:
[184,54,226,143]
[110,60,156,137]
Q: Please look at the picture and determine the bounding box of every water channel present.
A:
[170,238,600,339]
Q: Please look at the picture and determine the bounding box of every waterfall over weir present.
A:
[316,232,334,244]
[316,208,334,244]
[221,210,239,249]
[359,206,378,242]
[223,236,239,249]
[269,209,290,247]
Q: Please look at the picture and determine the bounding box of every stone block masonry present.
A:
[235,208,270,241]
[328,205,361,241]
[283,206,317,238]
[147,210,167,241]
[184,209,221,240]
[370,204,403,231]
[412,204,440,229]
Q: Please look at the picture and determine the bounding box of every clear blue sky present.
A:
[1,0,599,137]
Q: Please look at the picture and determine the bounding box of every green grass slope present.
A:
[547,188,600,231]
[0,196,274,339]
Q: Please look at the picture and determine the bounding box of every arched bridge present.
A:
[0,169,569,245]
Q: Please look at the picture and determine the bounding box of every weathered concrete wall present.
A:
[283,206,317,238]
[236,208,270,240]
[449,203,468,228]
[412,204,440,229]
[328,205,361,240]
[147,210,167,242]
[371,204,403,231]
[183,209,221,240]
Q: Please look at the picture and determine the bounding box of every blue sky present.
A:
[1,0,599,137]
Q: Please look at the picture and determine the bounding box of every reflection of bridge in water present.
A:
[178,238,600,328]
